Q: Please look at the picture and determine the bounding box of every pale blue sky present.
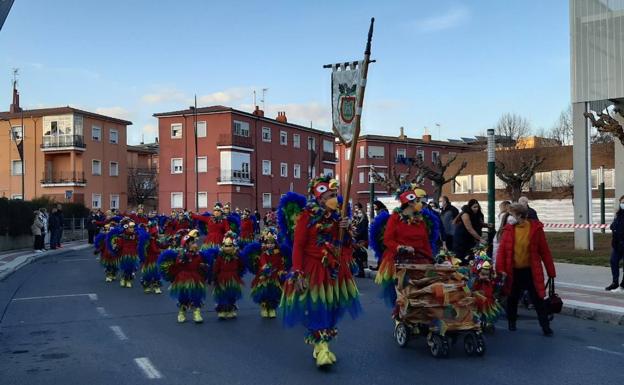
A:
[0,0,570,144]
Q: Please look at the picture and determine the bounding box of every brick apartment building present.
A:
[441,142,615,203]
[0,85,132,211]
[154,105,336,213]
[127,142,159,211]
[335,128,472,208]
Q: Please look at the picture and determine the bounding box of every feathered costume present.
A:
[192,203,232,248]
[158,229,213,323]
[245,227,287,318]
[94,223,119,282]
[212,231,246,319]
[469,246,505,327]
[239,209,256,247]
[278,177,361,368]
[371,185,441,307]
[107,221,140,288]
[139,221,165,293]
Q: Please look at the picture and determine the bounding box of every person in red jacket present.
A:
[239,208,255,246]
[163,211,179,236]
[212,231,245,319]
[192,203,231,248]
[496,203,556,336]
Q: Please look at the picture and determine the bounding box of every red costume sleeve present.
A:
[495,225,512,275]
[291,211,311,271]
[536,225,556,278]
[383,213,400,253]
[191,213,210,224]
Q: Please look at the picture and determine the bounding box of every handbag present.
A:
[545,278,563,316]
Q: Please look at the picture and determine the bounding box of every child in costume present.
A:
[192,203,231,248]
[244,227,287,318]
[94,223,119,282]
[279,176,361,368]
[212,231,246,319]
[469,247,505,330]
[239,208,256,247]
[158,229,213,323]
[107,220,141,288]
[139,221,166,294]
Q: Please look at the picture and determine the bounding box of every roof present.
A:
[127,142,159,154]
[354,134,473,149]
[0,106,132,125]
[153,105,333,137]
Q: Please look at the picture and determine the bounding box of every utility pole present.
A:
[487,129,495,255]
[369,165,375,222]
[600,165,605,234]
[191,95,198,212]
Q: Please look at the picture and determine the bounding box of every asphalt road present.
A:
[0,247,623,385]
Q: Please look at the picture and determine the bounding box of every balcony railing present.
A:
[40,135,86,150]
[41,171,87,185]
[217,174,254,184]
[216,134,253,148]
[321,152,337,162]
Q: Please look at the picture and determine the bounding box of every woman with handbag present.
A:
[606,195,624,292]
[496,203,556,336]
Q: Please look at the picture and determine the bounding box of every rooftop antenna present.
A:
[435,123,441,139]
[12,68,18,86]
[253,90,257,107]
[261,88,268,111]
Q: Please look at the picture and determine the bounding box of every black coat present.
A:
[49,212,62,230]
[611,210,624,252]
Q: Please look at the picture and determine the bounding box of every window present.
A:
[220,151,251,182]
[11,126,22,140]
[92,194,102,209]
[367,146,384,159]
[11,160,22,175]
[294,164,301,179]
[197,121,207,138]
[308,165,317,178]
[495,176,506,189]
[92,159,102,175]
[262,127,271,142]
[92,125,101,141]
[171,123,182,139]
[171,192,183,209]
[10,194,22,200]
[432,151,440,162]
[109,161,119,176]
[472,175,487,193]
[233,120,250,137]
[262,193,272,209]
[308,137,316,151]
[454,175,471,193]
[110,194,120,210]
[280,162,288,177]
[198,192,208,208]
[417,150,425,161]
[197,157,207,173]
[323,140,334,153]
[323,168,334,177]
[171,158,183,174]
[591,169,615,190]
[262,160,272,175]
[372,171,385,183]
[293,134,301,148]
[280,131,288,145]
[360,146,365,159]
[551,170,574,188]
[359,172,365,183]
[396,148,406,159]
[109,128,118,144]
[345,148,351,160]
[532,171,552,192]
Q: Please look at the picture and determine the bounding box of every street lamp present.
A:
[189,95,198,212]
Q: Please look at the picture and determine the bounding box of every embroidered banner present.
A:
[331,62,362,144]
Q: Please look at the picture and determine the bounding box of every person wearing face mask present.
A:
[351,202,369,278]
[279,176,361,368]
[496,203,556,336]
[439,196,459,253]
[606,195,624,292]
[453,199,491,264]
[492,201,512,266]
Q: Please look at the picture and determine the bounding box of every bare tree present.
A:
[128,168,158,207]
[417,154,468,202]
[585,108,623,145]
[548,106,573,145]
[495,152,544,202]
[552,170,574,200]
[494,112,532,148]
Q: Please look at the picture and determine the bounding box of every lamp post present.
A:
[190,95,198,212]
[599,165,605,234]
[487,129,495,255]
[369,165,375,222]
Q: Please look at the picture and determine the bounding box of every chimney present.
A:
[253,105,264,117]
[398,126,406,140]
[422,134,432,143]
[276,111,287,123]
[9,80,21,113]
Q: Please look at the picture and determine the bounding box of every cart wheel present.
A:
[474,333,486,356]
[464,333,477,356]
[430,334,450,358]
[394,322,409,348]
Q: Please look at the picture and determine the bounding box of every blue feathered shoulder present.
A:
[137,227,150,263]
[369,210,390,262]
[105,226,124,256]
[93,232,106,252]
[240,241,262,273]
[277,192,307,249]
[157,248,179,282]
[227,213,241,234]
[421,207,442,256]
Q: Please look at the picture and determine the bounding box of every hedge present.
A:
[0,197,90,237]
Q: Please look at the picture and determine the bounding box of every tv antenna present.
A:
[261,88,268,111]
[12,68,18,86]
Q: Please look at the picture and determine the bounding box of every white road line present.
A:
[564,299,624,314]
[57,258,94,262]
[96,307,109,317]
[109,325,128,341]
[12,293,97,302]
[558,282,604,291]
[587,346,624,357]
[134,357,162,379]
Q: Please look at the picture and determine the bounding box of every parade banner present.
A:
[331,61,363,144]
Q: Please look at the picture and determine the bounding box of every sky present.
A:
[0,0,571,145]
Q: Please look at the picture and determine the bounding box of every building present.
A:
[0,84,132,211]
[335,128,472,209]
[154,105,336,213]
[127,141,159,211]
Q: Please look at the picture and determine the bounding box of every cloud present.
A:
[95,106,133,121]
[197,87,254,105]
[141,88,187,104]
[142,124,157,134]
[237,101,331,130]
[411,5,470,33]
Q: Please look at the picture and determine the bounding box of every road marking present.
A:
[564,299,624,314]
[558,282,605,291]
[12,293,98,302]
[587,346,624,357]
[109,325,128,341]
[57,258,94,262]
[134,357,162,379]
[96,307,109,317]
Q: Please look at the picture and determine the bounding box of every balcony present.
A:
[321,151,337,163]
[40,135,86,152]
[216,134,253,150]
[217,173,254,186]
[41,171,87,187]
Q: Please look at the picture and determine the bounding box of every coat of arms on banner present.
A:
[338,83,357,124]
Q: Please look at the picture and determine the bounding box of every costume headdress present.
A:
[307,175,339,199]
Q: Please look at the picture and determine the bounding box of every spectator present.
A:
[49,207,62,250]
[56,204,64,248]
[31,210,45,252]
[39,208,49,251]
[254,209,261,223]
[373,200,389,216]
[493,201,512,264]
[351,202,369,278]
[87,210,100,244]
[518,196,538,220]
[439,196,459,252]
[453,199,489,263]
[606,195,624,292]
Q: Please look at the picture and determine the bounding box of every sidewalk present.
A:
[0,240,90,281]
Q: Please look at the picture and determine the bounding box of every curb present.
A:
[363,269,624,326]
[0,243,90,282]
